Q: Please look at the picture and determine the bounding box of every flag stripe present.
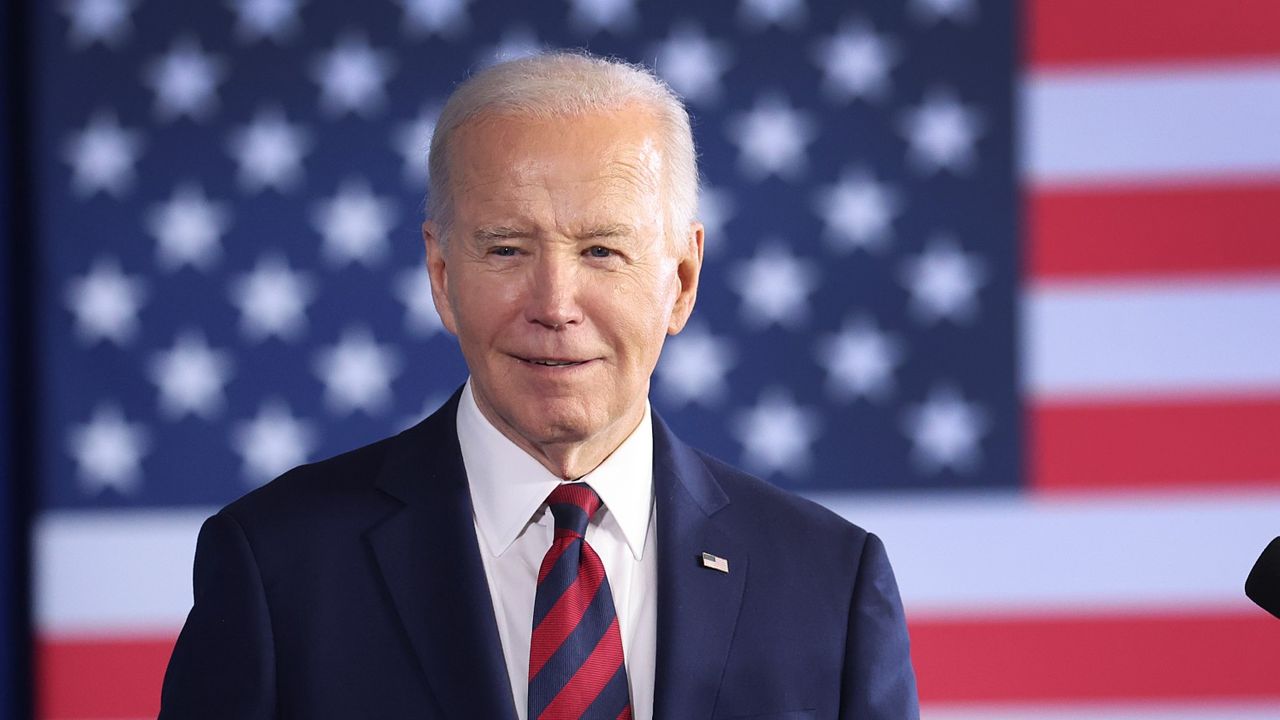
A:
[1024,278,1280,398]
[34,509,209,633]
[40,492,1280,633]
[910,611,1280,703]
[1032,396,1280,492]
[925,701,1280,720]
[40,611,1280,719]
[1023,64,1280,184]
[37,634,172,720]
[1028,0,1280,68]
[810,491,1280,613]
[1027,181,1280,279]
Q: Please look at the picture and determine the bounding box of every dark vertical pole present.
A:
[3,0,35,717]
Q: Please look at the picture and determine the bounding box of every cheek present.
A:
[451,270,523,330]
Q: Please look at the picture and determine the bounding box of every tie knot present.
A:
[545,483,602,537]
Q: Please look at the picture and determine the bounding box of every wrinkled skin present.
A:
[423,108,704,479]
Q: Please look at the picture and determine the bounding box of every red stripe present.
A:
[537,536,573,585]
[1031,395,1280,492]
[616,706,632,720]
[910,610,1280,702]
[538,617,626,720]
[529,544,606,679]
[1028,181,1280,279]
[39,612,1280,713]
[1028,0,1280,68]
[36,634,174,719]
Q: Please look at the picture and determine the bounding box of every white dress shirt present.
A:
[456,380,657,720]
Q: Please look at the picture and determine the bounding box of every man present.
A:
[160,52,918,720]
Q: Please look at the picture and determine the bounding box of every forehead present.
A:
[450,109,667,200]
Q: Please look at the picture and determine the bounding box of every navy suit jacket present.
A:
[160,391,919,719]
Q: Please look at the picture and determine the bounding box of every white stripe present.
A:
[35,508,215,634]
[1023,62,1280,184]
[924,701,1280,720]
[1024,277,1280,398]
[36,490,1280,630]
[806,490,1280,615]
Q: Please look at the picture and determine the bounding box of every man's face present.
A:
[424,109,702,468]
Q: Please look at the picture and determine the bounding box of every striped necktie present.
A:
[527,483,633,720]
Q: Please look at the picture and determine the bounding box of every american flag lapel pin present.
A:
[700,552,729,573]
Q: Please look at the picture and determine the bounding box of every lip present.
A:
[510,354,599,369]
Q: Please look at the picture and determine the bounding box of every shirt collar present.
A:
[456,379,653,562]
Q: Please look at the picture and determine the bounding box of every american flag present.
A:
[17,0,1280,717]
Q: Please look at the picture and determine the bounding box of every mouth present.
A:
[513,355,595,368]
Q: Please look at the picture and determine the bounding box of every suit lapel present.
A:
[650,414,748,720]
[366,392,518,720]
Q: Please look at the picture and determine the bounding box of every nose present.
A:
[524,251,583,330]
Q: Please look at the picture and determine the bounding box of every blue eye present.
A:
[491,246,517,257]
[588,246,613,258]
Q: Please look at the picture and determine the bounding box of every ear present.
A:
[423,220,459,335]
[667,221,704,335]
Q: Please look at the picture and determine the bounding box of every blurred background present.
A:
[3,0,1280,717]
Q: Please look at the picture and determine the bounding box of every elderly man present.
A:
[160,52,918,720]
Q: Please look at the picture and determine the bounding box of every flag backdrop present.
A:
[18,0,1280,718]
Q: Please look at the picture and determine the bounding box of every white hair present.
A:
[426,51,699,246]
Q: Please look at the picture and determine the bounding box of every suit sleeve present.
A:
[159,511,277,719]
[840,532,920,720]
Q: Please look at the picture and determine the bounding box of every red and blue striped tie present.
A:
[528,483,632,720]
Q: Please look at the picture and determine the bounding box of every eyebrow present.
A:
[472,226,530,242]
[578,224,636,240]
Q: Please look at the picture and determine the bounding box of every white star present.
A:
[63,0,135,48]
[813,21,897,102]
[229,254,316,341]
[655,323,736,407]
[394,103,440,185]
[229,0,303,42]
[900,236,986,324]
[902,385,988,473]
[816,315,902,402]
[732,388,820,478]
[312,179,397,267]
[652,23,731,105]
[911,0,978,25]
[313,327,403,415]
[65,258,146,345]
[728,241,818,328]
[814,168,900,253]
[228,108,311,192]
[900,89,983,174]
[480,27,543,67]
[148,331,234,419]
[397,0,470,37]
[395,267,444,336]
[146,184,230,271]
[737,0,806,30]
[568,0,636,35]
[63,112,143,197]
[697,185,733,256]
[68,404,149,495]
[313,35,394,117]
[145,38,225,121]
[232,399,316,484]
[726,95,817,180]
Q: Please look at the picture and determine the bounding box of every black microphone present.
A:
[1246,537,1280,619]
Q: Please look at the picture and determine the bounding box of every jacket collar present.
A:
[367,388,519,720]
[650,412,749,720]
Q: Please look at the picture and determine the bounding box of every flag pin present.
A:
[700,552,729,573]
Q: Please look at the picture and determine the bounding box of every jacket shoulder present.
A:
[694,449,871,549]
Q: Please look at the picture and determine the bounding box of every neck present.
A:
[472,391,646,481]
